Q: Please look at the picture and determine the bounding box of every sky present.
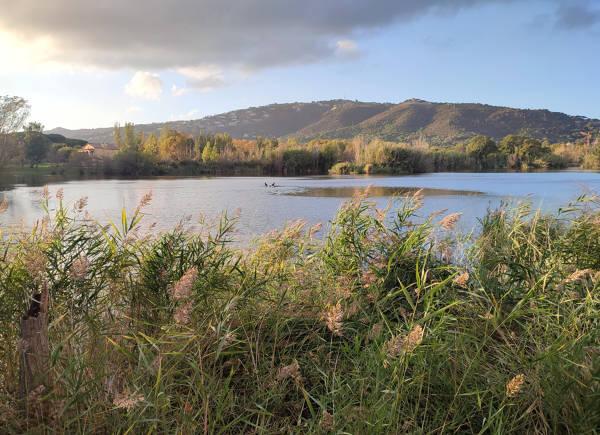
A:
[1,0,599,130]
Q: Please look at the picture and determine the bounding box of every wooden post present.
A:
[18,284,50,413]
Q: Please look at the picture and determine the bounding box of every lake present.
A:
[1,171,599,242]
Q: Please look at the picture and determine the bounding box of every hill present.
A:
[48,99,600,145]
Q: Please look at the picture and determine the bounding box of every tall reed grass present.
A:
[0,189,599,433]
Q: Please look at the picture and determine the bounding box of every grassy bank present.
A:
[1,189,599,433]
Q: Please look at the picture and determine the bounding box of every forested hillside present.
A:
[48,99,600,146]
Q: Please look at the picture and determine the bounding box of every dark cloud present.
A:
[555,2,600,29]
[0,0,515,73]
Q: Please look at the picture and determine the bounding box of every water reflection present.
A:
[284,186,484,198]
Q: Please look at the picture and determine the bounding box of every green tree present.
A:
[210,143,219,162]
[202,142,219,163]
[201,142,212,162]
[520,138,544,163]
[466,135,497,168]
[24,122,50,167]
[123,122,138,152]
[157,125,173,158]
[499,134,525,155]
[0,95,30,166]
[160,131,193,161]
[143,133,159,155]
[113,123,123,149]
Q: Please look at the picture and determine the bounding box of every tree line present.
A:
[2,95,600,174]
[109,120,600,176]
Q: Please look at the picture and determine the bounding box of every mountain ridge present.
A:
[47,99,600,145]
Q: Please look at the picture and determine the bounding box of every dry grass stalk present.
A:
[506,374,525,398]
[56,188,64,201]
[0,198,7,214]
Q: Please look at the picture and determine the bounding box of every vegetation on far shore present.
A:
[1,188,600,432]
[3,95,600,179]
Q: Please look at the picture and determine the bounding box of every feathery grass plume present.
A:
[354,184,373,200]
[439,212,462,230]
[169,267,198,300]
[113,391,144,410]
[409,188,425,208]
[23,249,47,281]
[382,335,404,362]
[506,374,525,398]
[369,322,383,341]
[362,269,377,287]
[135,190,153,214]
[325,303,344,336]
[0,198,7,214]
[453,272,469,287]
[404,324,424,352]
[383,324,424,363]
[56,188,64,201]
[565,269,593,283]
[41,185,49,200]
[276,359,303,382]
[174,300,193,325]
[347,300,360,317]
[74,196,88,211]
[319,410,335,431]
[70,255,89,280]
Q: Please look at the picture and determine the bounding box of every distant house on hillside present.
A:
[78,144,95,156]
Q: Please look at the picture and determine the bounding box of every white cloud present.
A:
[169,109,200,121]
[178,66,225,91]
[171,84,189,96]
[335,39,360,58]
[124,71,162,100]
[126,105,142,112]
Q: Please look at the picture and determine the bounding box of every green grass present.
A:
[0,189,599,433]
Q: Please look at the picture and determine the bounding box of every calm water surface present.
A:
[1,171,599,241]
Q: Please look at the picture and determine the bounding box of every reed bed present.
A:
[0,188,599,433]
